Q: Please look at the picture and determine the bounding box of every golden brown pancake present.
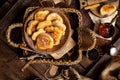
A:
[45,26,62,45]
[36,33,54,50]
[52,20,66,35]
[100,4,116,16]
[46,13,63,23]
[31,29,46,40]
[34,10,49,21]
[37,20,52,30]
[27,20,39,35]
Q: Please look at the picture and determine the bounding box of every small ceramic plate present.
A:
[90,0,119,18]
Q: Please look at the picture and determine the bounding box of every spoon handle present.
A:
[110,14,119,25]
[113,38,120,50]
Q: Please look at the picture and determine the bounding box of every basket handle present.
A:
[6,23,38,53]
[6,24,42,53]
[6,23,23,48]
[59,8,82,28]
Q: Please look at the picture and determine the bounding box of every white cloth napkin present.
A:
[88,11,118,40]
[89,11,118,26]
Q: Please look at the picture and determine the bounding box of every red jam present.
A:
[99,23,115,38]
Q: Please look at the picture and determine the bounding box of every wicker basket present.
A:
[6,7,83,66]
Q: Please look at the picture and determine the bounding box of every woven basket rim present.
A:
[23,7,73,54]
[78,27,96,50]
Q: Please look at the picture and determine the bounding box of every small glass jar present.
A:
[98,23,115,38]
[86,49,99,61]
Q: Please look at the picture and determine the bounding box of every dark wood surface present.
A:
[0,0,120,80]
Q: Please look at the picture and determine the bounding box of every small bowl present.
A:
[23,8,71,54]
[98,23,115,38]
[86,49,99,61]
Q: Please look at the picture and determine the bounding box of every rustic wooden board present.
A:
[0,40,47,80]
[0,0,120,80]
[0,1,12,19]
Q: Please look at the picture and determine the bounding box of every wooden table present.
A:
[0,0,120,80]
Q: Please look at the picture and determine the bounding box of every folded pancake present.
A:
[100,4,116,16]
[37,20,52,30]
[34,10,49,21]
[46,13,63,23]
[36,33,54,50]
[45,26,62,46]
[52,20,66,35]
[27,20,39,35]
[31,29,46,40]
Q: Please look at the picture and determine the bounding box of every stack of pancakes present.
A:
[27,10,66,50]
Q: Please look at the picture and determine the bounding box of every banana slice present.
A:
[34,10,49,21]
[53,20,66,35]
[46,13,63,23]
[37,20,52,30]
[45,26,62,46]
[31,29,46,40]
[36,33,54,50]
[27,20,39,35]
